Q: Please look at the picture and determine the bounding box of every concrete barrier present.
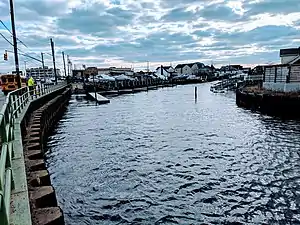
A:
[21,87,71,225]
[236,87,300,119]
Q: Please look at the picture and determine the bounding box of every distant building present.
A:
[72,69,85,80]
[12,71,24,76]
[84,67,98,76]
[175,64,191,75]
[109,67,133,76]
[230,65,243,71]
[243,67,251,74]
[155,65,175,79]
[175,62,205,76]
[280,47,300,64]
[263,48,300,92]
[26,66,60,81]
[83,67,134,77]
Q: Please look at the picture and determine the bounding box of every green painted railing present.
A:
[0,82,67,225]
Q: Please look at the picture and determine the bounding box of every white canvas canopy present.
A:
[115,74,135,81]
[98,74,115,81]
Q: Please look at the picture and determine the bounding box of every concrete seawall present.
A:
[21,87,71,225]
[236,87,300,119]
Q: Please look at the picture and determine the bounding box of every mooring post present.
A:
[195,86,197,100]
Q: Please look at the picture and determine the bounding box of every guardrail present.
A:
[0,82,67,225]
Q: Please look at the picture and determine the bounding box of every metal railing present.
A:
[0,82,67,225]
[244,74,263,81]
[210,77,243,91]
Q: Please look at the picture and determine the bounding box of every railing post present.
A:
[35,85,38,99]
[26,87,30,103]
[11,95,16,118]
[16,93,21,115]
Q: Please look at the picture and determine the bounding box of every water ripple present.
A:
[46,84,300,224]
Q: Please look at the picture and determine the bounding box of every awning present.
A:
[114,74,135,81]
[98,74,115,81]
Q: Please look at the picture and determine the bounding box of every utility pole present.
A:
[62,51,67,77]
[50,38,57,84]
[67,55,70,76]
[147,61,149,73]
[41,52,46,82]
[24,61,26,77]
[9,0,21,88]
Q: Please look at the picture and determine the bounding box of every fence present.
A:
[0,82,67,225]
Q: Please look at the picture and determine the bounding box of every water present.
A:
[46,83,300,224]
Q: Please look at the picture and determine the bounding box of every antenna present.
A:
[147,61,149,72]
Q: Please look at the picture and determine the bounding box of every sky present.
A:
[0,0,300,73]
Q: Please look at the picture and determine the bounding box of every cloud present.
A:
[18,0,69,17]
[57,5,135,37]
[244,0,300,16]
[161,7,196,22]
[1,0,300,73]
[216,25,300,45]
[197,3,245,22]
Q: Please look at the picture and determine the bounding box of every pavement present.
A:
[0,91,6,109]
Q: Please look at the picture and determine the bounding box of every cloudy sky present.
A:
[0,0,300,73]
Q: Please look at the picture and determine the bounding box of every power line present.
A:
[1,31,63,70]
[42,52,53,57]
[0,19,28,48]
[6,49,42,63]
[0,31,13,46]
[1,31,42,63]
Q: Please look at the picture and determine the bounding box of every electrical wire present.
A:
[0,19,28,48]
[0,30,66,70]
[6,49,42,63]
[0,32,42,63]
[0,32,13,46]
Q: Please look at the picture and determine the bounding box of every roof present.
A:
[156,66,172,70]
[287,55,300,65]
[175,62,204,69]
[280,48,300,56]
[175,64,186,69]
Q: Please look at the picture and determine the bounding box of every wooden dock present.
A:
[147,86,158,90]
[119,89,133,94]
[88,92,110,104]
[106,90,119,95]
[133,87,148,92]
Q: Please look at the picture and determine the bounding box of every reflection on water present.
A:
[46,83,300,224]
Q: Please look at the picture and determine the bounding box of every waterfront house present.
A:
[155,66,175,73]
[155,65,175,79]
[175,62,205,75]
[263,48,300,92]
[280,47,300,64]
[175,64,191,75]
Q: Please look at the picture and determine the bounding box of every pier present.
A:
[87,92,110,104]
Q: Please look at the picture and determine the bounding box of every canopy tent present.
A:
[114,74,135,81]
[97,74,115,81]
[173,74,189,80]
